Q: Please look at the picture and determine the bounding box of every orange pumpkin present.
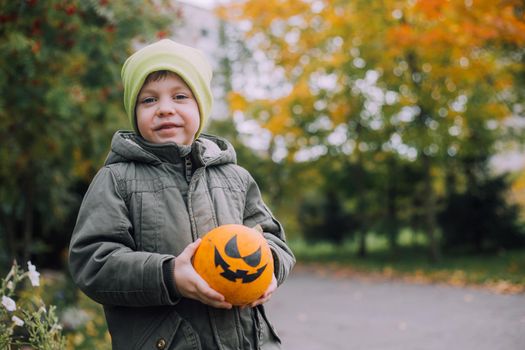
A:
[193,224,274,305]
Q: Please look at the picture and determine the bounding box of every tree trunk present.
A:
[405,51,441,262]
[218,19,233,94]
[354,137,367,258]
[444,161,457,200]
[358,230,367,257]
[386,157,399,253]
[422,154,440,262]
[463,158,484,252]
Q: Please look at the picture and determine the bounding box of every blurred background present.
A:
[1,0,524,348]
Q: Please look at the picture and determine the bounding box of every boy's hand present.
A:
[174,239,232,309]
[244,274,277,309]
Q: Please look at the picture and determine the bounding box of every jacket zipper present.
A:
[185,155,198,242]
[184,156,193,184]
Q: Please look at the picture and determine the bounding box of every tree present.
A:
[0,0,176,267]
[222,0,525,260]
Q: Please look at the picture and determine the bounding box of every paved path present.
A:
[265,267,525,350]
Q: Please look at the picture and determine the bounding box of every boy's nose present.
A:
[156,98,176,116]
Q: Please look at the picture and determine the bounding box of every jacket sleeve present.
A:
[68,166,178,307]
[242,172,295,286]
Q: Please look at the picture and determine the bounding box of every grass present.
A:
[289,230,525,292]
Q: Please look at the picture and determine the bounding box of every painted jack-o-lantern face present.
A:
[193,224,274,305]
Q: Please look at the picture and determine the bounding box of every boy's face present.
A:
[136,73,200,145]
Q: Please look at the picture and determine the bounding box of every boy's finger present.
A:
[199,284,225,302]
[192,276,226,301]
[196,285,232,308]
[179,239,201,259]
[205,298,232,309]
[250,291,273,308]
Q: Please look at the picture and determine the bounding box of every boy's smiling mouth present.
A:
[155,122,183,131]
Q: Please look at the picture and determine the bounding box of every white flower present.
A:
[12,315,24,327]
[60,306,91,330]
[27,261,40,287]
[7,281,14,291]
[2,296,16,312]
[51,324,63,332]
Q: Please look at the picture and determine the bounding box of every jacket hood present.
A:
[105,131,237,167]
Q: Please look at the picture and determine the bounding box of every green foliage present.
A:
[299,190,355,244]
[62,293,111,350]
[290,236,525,288]
[0,261,65,349]
[439,174,525,251]
[0,0,177,266]
[0,261,113,349]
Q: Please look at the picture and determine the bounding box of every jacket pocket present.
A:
[135,310,201,350]
[255,305,281,347]
[130,191,159,252]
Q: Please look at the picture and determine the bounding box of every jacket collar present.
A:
[105,131,237,167]
[134,136,191,164]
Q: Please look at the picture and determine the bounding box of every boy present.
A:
[69,39,295,350]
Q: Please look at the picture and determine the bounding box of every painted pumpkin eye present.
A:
[243,246,262,268]
[224,234,242,258]
[225,234,262,267]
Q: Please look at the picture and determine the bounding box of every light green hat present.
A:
[121,39,213,139]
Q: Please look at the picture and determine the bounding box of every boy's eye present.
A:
[174,94,188,100]
[141,97,157,104]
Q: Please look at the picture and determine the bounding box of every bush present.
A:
[439,175,525,252]
[0,261,65,349]
[299,190,358,243]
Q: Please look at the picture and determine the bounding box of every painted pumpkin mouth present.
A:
[214,234,267,283]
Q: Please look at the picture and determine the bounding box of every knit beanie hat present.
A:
[121,39,213,139]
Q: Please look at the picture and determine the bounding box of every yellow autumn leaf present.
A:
[228,91,248,112]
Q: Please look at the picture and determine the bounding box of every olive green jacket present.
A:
[69,131,295,350]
